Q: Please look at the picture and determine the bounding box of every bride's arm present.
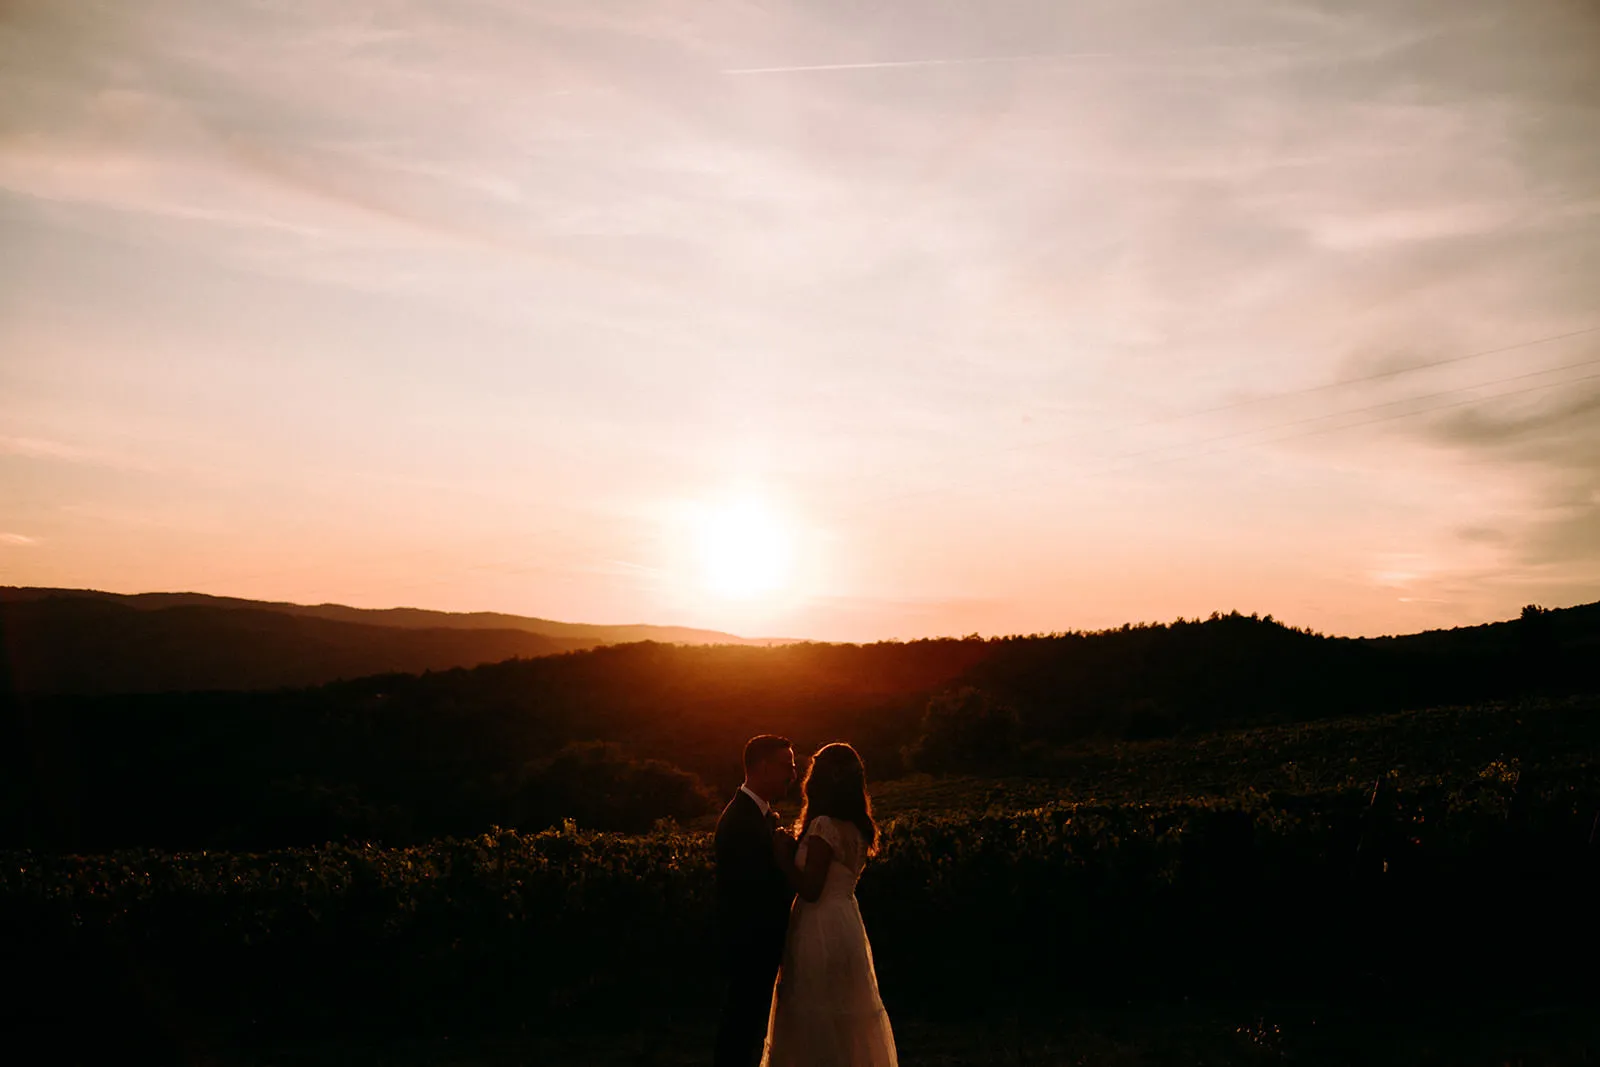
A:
[771,831,833,902]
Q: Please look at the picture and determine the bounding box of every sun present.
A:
[696,496,794,600]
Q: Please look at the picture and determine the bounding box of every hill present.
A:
[4,598,1597,852]
[0,587,793,693]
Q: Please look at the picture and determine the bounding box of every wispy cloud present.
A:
[0,532,38,546]
[0,436,88,460]
[2,0,1598,636]
[0,435,160,472]
[722,43,1302,75]
[1416,369,1600,569]
[1430,383,1600,450]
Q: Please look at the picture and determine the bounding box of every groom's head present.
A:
[743,734,796,802]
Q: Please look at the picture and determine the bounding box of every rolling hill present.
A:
[4,596,1598,851]
[0,587,794,694]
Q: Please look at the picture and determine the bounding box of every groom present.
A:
[713,734,799,1067]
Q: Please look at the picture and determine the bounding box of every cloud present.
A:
[1455,526,1506,544]
[0,435,160,472]
[1304,202,1527,251]
[0,532,38,546]
[3,0,1599,635]
[721,42,1304,75]
[1524,502,1600,570]
[0,435,88,460]
[1428,382,1600,451]
[1403,364,1600,570]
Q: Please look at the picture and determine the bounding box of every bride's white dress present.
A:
[760,816,898,1067]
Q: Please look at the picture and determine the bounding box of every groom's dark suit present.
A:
[713,789,794,1067]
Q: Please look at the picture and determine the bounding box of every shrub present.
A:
[902,686,1022,773]
[512,741,714,833]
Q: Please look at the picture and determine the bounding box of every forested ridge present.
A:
[4,600,1596,852]
[0,587,781,694]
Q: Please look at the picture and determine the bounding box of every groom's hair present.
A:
[743,734,793,774]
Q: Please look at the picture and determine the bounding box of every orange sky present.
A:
[2,1,1598,641]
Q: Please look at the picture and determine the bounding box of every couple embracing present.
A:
[712,736,898,1067]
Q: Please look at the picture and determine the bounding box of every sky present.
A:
[2,0,1598,642]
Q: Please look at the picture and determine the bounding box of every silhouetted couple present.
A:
[713,736,898,1067]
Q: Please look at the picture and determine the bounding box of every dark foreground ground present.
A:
[239,999,1600,1066]
[13,698,1598,1066]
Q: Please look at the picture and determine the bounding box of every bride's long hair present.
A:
[797,742,878,856]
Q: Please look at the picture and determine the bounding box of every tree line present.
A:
[3,601,1596,851]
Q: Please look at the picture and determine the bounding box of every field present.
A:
[250,1005,1600,1067]
[6,696,1599,1064]
[869,695,1600,814]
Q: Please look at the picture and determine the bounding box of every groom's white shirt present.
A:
[738,783,771,816]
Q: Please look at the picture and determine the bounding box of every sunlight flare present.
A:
[695,495,795,600]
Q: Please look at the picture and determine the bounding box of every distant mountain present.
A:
[0,587,795,694]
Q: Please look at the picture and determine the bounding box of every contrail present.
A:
[722,44,1296,75]
[724,53,1076,74]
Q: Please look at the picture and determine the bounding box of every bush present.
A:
[902,686,1022,773]
[5,768,1597,1045]
[511,741,714,833]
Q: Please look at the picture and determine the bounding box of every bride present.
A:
[761,742,898,1067]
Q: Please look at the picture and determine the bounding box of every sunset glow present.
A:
[1,2,1597,640]
[696,496,796,601]
[7,7,1600,1064]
